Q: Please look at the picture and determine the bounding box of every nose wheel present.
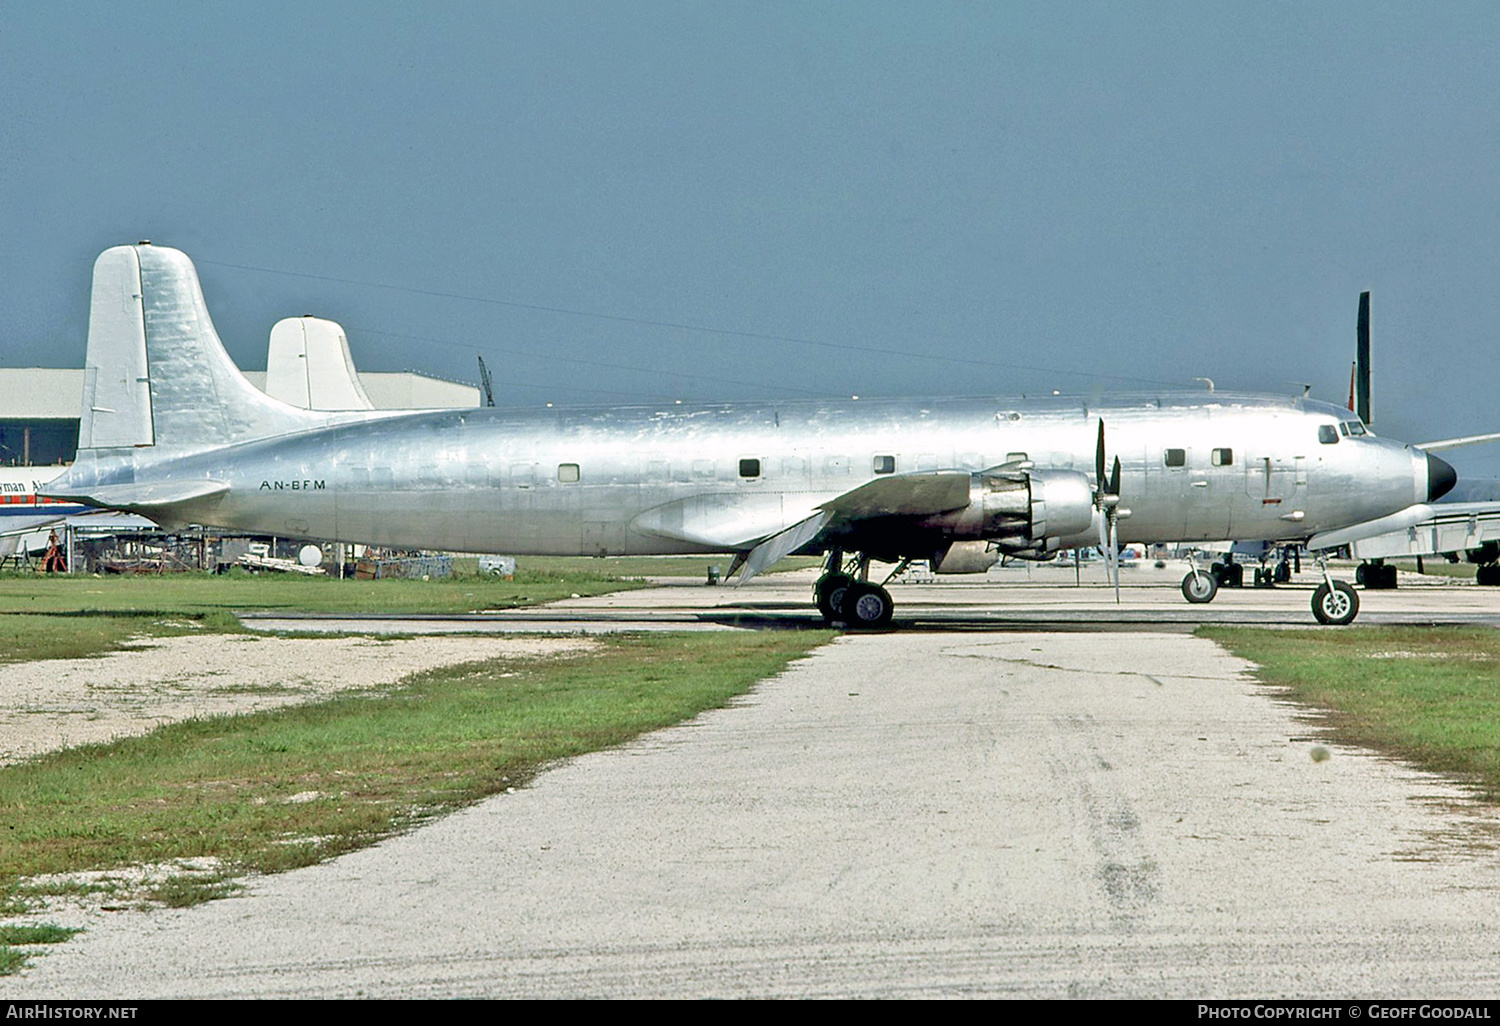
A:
[1310,553,1360,625]
[1312,580,1359,625]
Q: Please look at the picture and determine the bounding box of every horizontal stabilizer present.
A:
[818,471,971,519]
[735,511,833,585]
[43,479,230,512]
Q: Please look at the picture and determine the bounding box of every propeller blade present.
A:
[1095,419,1107,492]
[1109,455,1121,499]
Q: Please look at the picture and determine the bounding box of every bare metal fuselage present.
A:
[76,392,1429,558]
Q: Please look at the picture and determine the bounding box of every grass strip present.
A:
[0,612,242,664]
[0,565,650,620]
[0,629,830,971]
[1204,625,1500,799]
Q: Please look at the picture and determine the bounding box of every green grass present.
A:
[0,560,658,663]
[1205,626,1500,798]
[0,629,831,972]
[0,924,80,974]
[0,611,244,664]
[0,565,647,619]
[0,555,821,652]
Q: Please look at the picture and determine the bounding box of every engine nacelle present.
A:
[931,540,999,574]
[921,467,1095,550]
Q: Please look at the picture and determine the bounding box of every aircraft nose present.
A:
[1426,452,1458,502]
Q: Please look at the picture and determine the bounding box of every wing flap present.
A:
[735,511,833,585]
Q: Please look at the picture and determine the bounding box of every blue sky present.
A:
[4,2,1499,476]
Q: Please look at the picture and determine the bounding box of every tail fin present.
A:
[265,316,376,411]
[78,244,324,455]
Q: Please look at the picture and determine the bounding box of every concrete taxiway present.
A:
[6,567,1500,998]
[243,561,1500,633]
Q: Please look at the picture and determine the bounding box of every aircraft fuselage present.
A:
[64,392,1434,560]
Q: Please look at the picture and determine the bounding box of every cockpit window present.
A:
[1346,421,1366,436]
[1319,424,1339,445]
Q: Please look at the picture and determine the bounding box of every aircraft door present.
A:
[1244,454,1303,506]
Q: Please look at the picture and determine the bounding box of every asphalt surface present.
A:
[7,566,1500,998]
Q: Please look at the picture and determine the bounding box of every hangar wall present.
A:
[0,368,480,467]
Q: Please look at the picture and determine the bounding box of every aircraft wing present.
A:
[1339,502,1500,561]
[634,470,974,554]
[732,471,976,585]
[1415,432,1500,452]
[816,470,972,519]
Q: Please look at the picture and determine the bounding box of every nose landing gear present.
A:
[1311,554,1360,625]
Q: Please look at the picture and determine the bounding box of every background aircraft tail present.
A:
[265,316,376,411]
[78,244,325,456]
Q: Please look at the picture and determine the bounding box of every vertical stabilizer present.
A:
[77,244,325,456]
[1356,290,1371,427]
[265,317,376,411]
[79,247,153,449]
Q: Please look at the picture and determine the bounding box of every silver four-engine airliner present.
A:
[43,244,1458,626]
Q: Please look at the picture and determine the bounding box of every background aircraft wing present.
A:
[1342,502,1500,561]
[1414,432,1500,452]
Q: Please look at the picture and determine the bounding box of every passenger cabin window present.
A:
[1319,425,1339,444]
[1211,448,1233,467]
[872,454,896,475]
[1164,448,1186,467]
[739,458,761,478]
[557,463,580,483]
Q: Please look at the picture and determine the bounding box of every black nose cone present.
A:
[1427,452,1458,501]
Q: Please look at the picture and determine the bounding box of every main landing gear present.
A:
[815,550,899,629]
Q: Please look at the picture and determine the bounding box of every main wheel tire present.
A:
[815,573,855,623]
[1182,571,1218,604]
[1312,581,1359,625]
[842,581,894,629]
